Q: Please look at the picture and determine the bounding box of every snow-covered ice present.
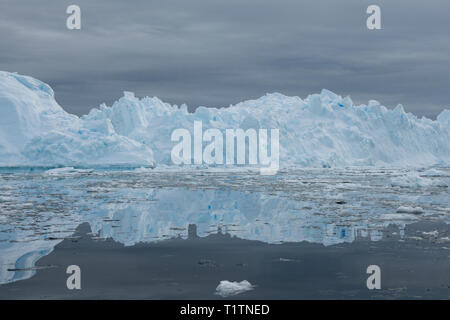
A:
[421,168,450,177]
[396,206,424,214]
[421,230,439,237]
[391,171,448,188]
[215,280,254,297]
[45,167,94,176]
[1,71,449,168]
[0,71,154,166]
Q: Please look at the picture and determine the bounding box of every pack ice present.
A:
[0,71,449,167]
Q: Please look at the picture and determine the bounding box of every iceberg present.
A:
[1,71,449,168]
[0,71,154,166]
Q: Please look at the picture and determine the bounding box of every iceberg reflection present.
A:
[0,168,448,284]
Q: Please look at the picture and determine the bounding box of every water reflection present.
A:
[0,168,449,284]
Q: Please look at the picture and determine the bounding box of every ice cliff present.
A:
[0,71,154,166]
[0,71,449,168]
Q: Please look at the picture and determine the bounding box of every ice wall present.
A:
[1,71,449,168]
[0,71,154,166]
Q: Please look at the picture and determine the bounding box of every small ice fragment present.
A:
[45,167,93,175]
[279,258,293,262]
[215,280,254,297]
[396,206,424,214]
[421,230,439,237]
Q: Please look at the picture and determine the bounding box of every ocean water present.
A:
[0,167,449,286]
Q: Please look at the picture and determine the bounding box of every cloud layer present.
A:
[1,0,449,118]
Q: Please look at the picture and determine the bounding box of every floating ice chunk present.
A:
[396,206,424,214]
[407,236,424,241]
[380,213,419,221]
[45,167,93,176]
[279,258,294,262]
[421,168,450,177]
[215,280,254,297]
[391,172,447,188]
[421,230,438,237]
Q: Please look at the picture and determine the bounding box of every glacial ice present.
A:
[0,71,154,166]
[390,171,448,188]
[45,167,94,175]
[396,206,424,214]
[1,71,449,168]
[215,280,254,297]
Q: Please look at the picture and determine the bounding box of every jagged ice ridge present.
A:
[0,71,449,168]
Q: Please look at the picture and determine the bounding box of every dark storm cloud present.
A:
[0,0,449,118]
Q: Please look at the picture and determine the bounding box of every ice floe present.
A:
[396,206,425,214]
[215,280,254,297]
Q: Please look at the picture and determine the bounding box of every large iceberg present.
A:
[0,71,154,166]
[0,70,449,168]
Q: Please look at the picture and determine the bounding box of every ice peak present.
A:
[123,91,136,99]
[0,71,54,98]
[0,71,154,166]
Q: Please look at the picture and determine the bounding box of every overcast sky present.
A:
[0,0,449,118]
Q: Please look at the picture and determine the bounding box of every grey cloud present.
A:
[0,0,449,118]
